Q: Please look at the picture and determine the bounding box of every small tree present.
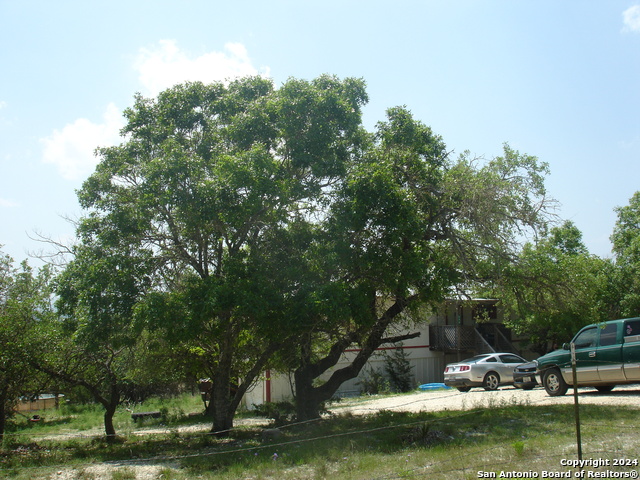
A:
[42,241,152,440]
[384,344,414,393]
[0,251,54,442]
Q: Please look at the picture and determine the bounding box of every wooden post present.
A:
[265,370,272,403]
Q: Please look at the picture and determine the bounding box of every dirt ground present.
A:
[328,383,640,416]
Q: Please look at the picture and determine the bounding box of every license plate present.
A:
[522,376,531,382]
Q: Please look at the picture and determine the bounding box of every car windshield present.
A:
[460,355,492,364]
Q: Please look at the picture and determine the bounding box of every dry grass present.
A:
[2,390,640,479]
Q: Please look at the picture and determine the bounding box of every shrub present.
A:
[252,401,296,426]
[384,345,415,393]
[358,367,390,395]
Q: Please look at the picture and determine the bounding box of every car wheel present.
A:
[542,368,568,396]
[483,372,500,391]
[595,386,614,393]
[457,387,471,393]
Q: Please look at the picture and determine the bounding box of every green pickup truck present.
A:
[536,317,640,396]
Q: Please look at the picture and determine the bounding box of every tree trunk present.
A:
[210,379,234,435]
[29,358,124,441]
[104,405,117,441]
[294,298,419,421]
[209,337,284,435]
[103,382,120,442]
[294,365,324,420]
[210,335,235,436]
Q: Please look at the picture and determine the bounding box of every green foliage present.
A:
[292,113,556,419]
[44,240,157,438]
[55,243,150,350]
[74,74,371,433]
[384,345,415,393]
[611,191,640,316]
[0,249,56,438]
[110,468,137,480]
[252,401,296,426]
[358,367,390,395]
[356,347,414,395]
[512,439,526,456]
[59,74,561,429]
[401,422,453,448]
[488,221,612,352]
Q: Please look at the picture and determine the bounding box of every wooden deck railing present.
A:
[429,324,520,355]
[429,325,478,352]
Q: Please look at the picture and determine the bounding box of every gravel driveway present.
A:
[329,384,640,415]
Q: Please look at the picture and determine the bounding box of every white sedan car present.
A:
[443,353,527,392]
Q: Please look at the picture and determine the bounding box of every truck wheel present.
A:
[483,372,500,391]
[543,368,568,396]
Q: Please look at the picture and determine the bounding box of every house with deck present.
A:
[243,298,532,407]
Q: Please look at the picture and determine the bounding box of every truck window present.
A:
[599,323,618,346]
[624,320,640,336]
[573,327,597,349]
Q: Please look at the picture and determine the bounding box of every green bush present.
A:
[358,367,390,395]
[252,401,296,425]
[384,345,415,393]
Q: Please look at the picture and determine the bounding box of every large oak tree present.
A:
[76,75,369,434]
[289,109,557,419]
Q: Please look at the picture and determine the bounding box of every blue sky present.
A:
[1,1,639,265]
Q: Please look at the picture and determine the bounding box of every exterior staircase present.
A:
[429,323,520,356]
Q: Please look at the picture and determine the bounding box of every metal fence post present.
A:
[570,342,582,460]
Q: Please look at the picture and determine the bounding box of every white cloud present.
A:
[41,43,267,180]
[41,103,124,181]
[0,100,6,110]
[133,40,269,96]
[623,5,640,33]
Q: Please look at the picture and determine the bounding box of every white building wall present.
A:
[327,322,444,397]
[244,370,294,409]
[249,321,445,405]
